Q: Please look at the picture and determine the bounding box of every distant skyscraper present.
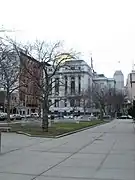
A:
[113,70,124,92]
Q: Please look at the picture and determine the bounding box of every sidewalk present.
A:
[0,119,135,180]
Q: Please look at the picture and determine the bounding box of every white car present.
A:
[0,113,7,121]
[88,115,97,121]
[10,114,22,120]
[64,115,73,119]
[31,113,39,118]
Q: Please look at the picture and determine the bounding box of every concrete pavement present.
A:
[0,119,135,180]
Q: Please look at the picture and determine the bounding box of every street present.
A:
[0,119,135,180]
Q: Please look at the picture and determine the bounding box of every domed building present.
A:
[113,70,124,91]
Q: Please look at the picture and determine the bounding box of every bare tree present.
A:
[92,84,109,119]
[106,89,125,115]
[0,39,25,122]
[15,40,78,131]
[81,88,92,115]
[92,84,126,119]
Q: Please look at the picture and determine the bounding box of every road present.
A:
[0,119,135,180]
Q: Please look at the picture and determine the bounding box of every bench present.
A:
[0,127,11,132]
[0,123,11,132]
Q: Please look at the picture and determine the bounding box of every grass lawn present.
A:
[10,120,104,137]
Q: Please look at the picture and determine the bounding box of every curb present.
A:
[133,120,135,132]
[15,121,107,138]
[55,122,107,138]
[16,131,31,137]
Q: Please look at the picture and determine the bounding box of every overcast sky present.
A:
[0,0,135,81]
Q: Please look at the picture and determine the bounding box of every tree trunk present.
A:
[38,104,41,118]
[7,94,10,123]
[100,104,104,120]
[83,107,86,116]
[42,101,48,132]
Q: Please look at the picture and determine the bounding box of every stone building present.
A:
[126,70,135,104]
[49,59,93,115]
[113,70,124,92]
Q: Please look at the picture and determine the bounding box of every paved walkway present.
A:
[0,119,135,180]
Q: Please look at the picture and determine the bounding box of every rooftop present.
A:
[114,70,124,76]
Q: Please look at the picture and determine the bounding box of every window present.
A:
[78,76,81,94]
[78,66,81,70]
[65,76,68,95]
[64,99,67,107]
[54,100,59,107]
[55,78,59,94]
[100,83,104,88]
[109,84,111,89]
[70,99,75,107]
[71,77,75,94]
[1,73,4,81]
[49,99,52,106]
[71,66,75,70]
[76,99,80,107]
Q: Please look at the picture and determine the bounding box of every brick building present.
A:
[19,52,43,115]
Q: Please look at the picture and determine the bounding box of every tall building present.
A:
[126,70,135,103]
[113,70,124,92]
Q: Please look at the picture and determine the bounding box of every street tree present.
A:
[0,38,24,122]
[92,84,109,119]
[15,40,78,131]
[92,83,126,119]
[106,89,125,115]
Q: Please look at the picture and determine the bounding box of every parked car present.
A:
[88,114,98,121]
[77,116,83,119]
[31,113,39,118]
[64,115,73,119]
[10,114,15,120]
[103,115,111,119]
[0,113,7,121]
[26,114,31,118]
[14,114,22,120]
[118,115,132,119]
[10,114,22,120]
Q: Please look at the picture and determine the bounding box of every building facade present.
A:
[19,52,43,115]
[126,70,135,103]
[93,74,116,90]
[113,70,124,92]
[0,51,43,115]
[48,60,117,116]
[49,60,93,115]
